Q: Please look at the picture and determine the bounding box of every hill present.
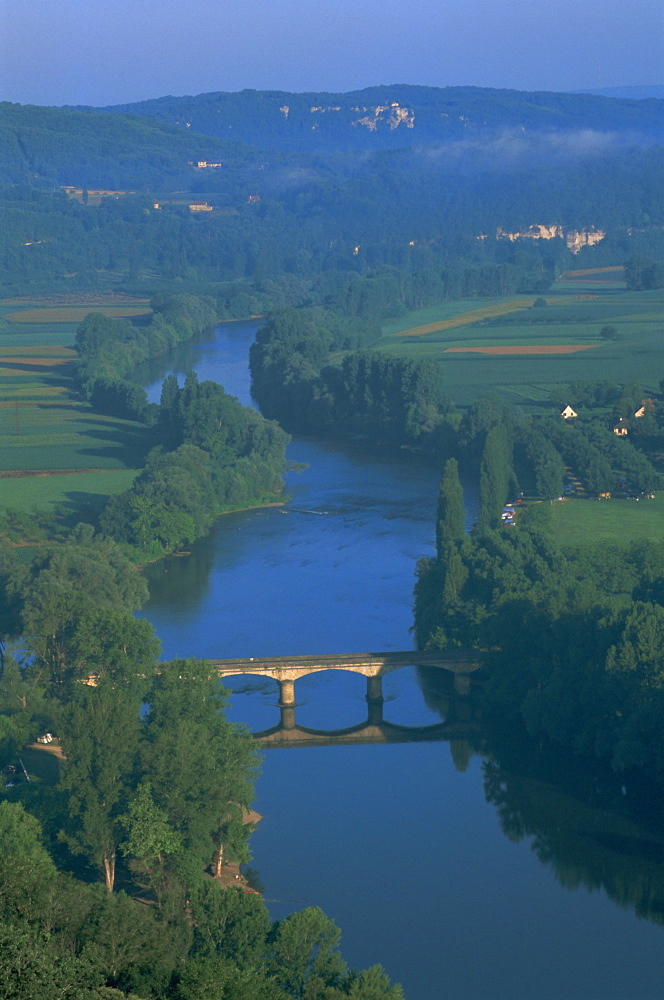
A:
[71,84,664,152]
[1,89,663,296]
[0,101,258,188]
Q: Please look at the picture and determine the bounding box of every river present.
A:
[138,320,664,1000]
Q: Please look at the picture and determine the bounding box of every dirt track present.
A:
[444,344,600,355]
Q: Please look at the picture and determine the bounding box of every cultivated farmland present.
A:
[376,268,664,408]
[0,299,150,518]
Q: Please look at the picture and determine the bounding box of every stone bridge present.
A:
[210,649,485,711]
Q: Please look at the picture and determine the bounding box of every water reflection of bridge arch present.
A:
[254,716,481,750]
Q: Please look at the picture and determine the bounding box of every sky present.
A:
[1,0,662,107]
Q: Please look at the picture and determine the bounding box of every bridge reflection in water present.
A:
[209,650,484,750]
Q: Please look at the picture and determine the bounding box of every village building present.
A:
[560,405,578,419]
[613,419,629,436]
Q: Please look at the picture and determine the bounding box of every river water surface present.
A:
[138,321,664,1000]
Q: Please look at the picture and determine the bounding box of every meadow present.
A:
[377,268,664,409]
[548,493,664,547]
[0,299,150,516]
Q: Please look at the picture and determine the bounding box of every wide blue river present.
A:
[138,320,664,1000]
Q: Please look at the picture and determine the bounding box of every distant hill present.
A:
[0,101,257,188]
[574,86,664,101]
[70,85,664,153]
[2,87,663,297]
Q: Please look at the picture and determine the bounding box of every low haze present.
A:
[1,0,662,107]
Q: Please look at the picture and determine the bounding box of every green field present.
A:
[0,469,139,517]
[548,494,664,546]
[377,269,664,408]
[0,299,150,517]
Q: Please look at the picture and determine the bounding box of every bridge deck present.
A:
[210,648,484,676]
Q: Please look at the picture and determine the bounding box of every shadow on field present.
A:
[80,421,153,467]
[61,491,118,523]
[0,361,74,375]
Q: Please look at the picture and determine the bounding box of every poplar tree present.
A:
[436,458,465,559]
[478,423,512,531]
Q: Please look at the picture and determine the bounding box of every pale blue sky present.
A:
[1,0,662,107]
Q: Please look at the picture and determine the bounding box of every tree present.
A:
[141,660,260,878]
[0,802,58,922]
[344,965,405,1000]
[14,526,149,694]
[68,606,160,692]
[436,457,465,558]
[478,422,513,530]
[0,919,103,1000]
[606,602,664,691]
[266,907,346,999]
[59,684,141,891]
[120,781,183,901]
[78,888,170,989]
[0,656,54,755]
[190,881,271,966]
[173,955,289,1000]
[534,448,564,500]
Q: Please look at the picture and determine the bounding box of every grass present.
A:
[375,269,664,408]
[548,494,664,547]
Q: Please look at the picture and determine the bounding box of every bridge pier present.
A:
[366,675,384,704]
[278,677,296,707]
[366,675,384,725]
[279,705,296,730]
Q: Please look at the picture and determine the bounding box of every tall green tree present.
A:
[141,660,260,880]
[59,684,141,891]
[477,423,513,531]
[435,457,465,558]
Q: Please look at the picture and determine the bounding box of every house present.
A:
[561,405,578,420]
[613,419,629,436]
[188,201,213,212]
